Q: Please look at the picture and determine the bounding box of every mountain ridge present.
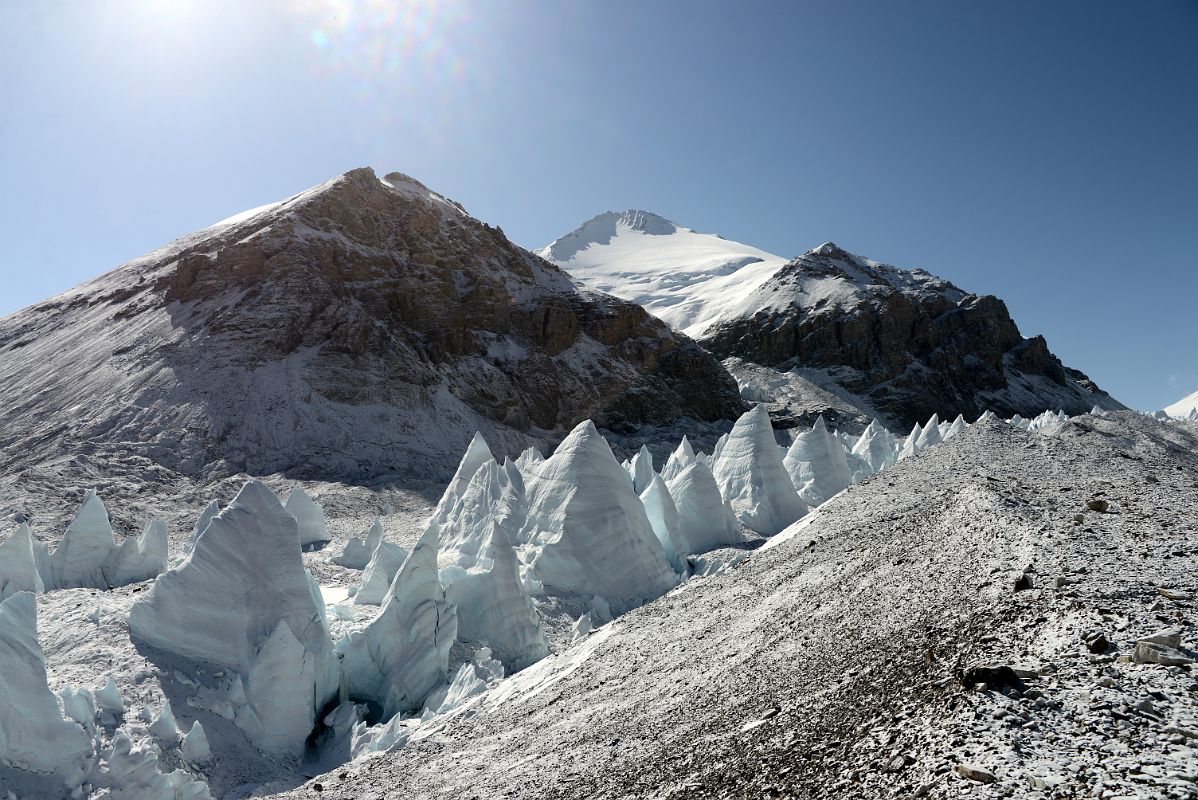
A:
[0,169,744,490]
[540,216,1123,427]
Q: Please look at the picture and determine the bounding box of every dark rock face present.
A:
[0,168,742,483]
[701,244,1121,427]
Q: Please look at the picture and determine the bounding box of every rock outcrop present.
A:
[701,243,1122,427]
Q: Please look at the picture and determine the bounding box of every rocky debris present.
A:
[1083,630,1111,654]
[954,763,997,784]
[1086,498,1110,513]
[1134,628,1193,666]
[700,243,1122,428]
[959,664,1026,692]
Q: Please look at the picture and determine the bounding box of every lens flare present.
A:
[293,0,489,145]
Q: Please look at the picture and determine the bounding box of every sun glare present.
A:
[291,0,484,141]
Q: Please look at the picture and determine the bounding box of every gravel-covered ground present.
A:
[271,411,1198,800]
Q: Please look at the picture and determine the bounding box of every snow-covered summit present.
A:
[538,210,682,262]
[538,210,787,338]
[543,206,1122,426]
[1164,388,1198,419]
[717,241,968,324]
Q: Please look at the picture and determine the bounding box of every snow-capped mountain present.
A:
[0,170,743,492]
[541,219,1122,428]
[1164,388,1198,418]
[536,211,788,339]
[703,242,1124,426]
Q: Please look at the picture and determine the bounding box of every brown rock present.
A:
[954,764,997,784]
[700,243,1122,427]
[0,167,745,483]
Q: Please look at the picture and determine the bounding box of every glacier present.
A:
[338,522,457,721]
[0,592,92,778]
[712,404,808,535]
[127,479,340,758]
[520,420,678,613]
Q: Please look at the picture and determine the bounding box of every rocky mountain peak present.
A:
[0,169,744,483]
[811,241,849,258]
[537,209,682,263]
[699,245,1120,426]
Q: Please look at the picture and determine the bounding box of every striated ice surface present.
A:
[712,404,807,535]
[0,592,92,778]
[127,480,340,758]
[339,522,457,721]
[520,420,677,613]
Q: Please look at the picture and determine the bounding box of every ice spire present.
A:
[640,474,685,573]
[850,419,898,478]
[188,500,221,552]
[444,521,549,672]
[339,522,458,720]
[433,432,495,524]
[0,524,45,600]
[50,489,117,589]
[783,415,853,508]
[514,446,544,473]
[520,420,677,613]
[915,414,943,449]
[439,460,514,570]
[896,421,923,462]
[128,480,340,758]
[0,592,93,776]
[182,720,211,764]
[354,539,410,606]
[659,435,696,482]
[105,518,169,587]
[665,460,741,555]
[331,517,385,570]
[284,487,329,546]
[629,445,655,495]
[712,405,808,535]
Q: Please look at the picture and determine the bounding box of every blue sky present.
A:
[1,0,1195,410]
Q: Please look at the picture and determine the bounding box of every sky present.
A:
[1,0,1195,411]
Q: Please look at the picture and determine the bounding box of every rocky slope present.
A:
[0,170,742,490]
[275,410,1198,800]
[702,242,1122,428]
[542,218,1123,429]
